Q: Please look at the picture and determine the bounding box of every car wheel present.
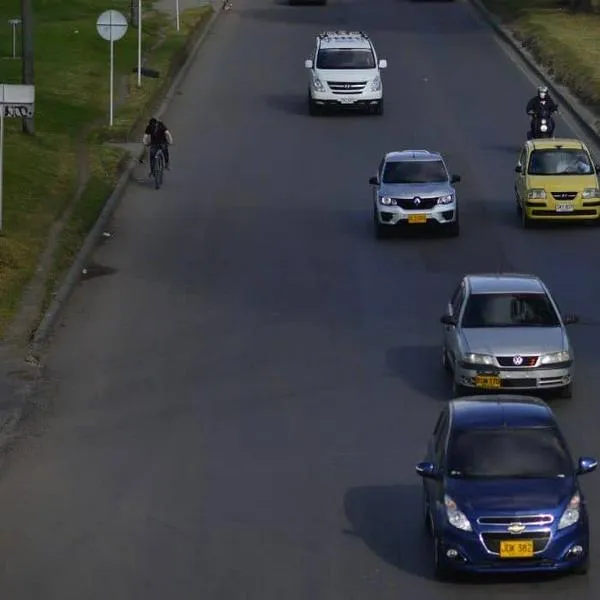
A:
[521,206,533,229]
[557,382,573,399]
[373,100,383,116]
[445,213,460,237]
[374,211,388,239]
[573,556,589,575]
[452,378,469,398]
[433,538,451,581]
[308,92,319,116]
[441,347,452,373]
[515,189,522,213]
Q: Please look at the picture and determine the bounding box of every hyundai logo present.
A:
[342,84,352,89]
[507,523,526,534]
[512,355,523,366]
[414,197,421,206]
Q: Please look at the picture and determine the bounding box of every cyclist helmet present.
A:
[537,85,548,99]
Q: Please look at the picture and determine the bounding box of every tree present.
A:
[21,0,34,135]
[569,0,593,12]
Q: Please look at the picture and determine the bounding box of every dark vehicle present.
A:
[416,395,597,579]
[528,104,556,139]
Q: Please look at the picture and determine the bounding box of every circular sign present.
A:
[96,10,128,42]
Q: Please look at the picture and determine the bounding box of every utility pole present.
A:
[20,0,34,135]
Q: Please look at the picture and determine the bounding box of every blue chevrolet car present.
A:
[416,395,597,579]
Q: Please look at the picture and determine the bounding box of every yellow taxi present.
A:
[514,138,600,227]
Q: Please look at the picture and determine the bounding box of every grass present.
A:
[0,0,212,339]
[480,0,600,115]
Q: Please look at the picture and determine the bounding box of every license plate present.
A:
[339,98,355,104]
[474,375,501,388]
[408,214,427,224]
[499,540,534,558]
[556,203,574,212]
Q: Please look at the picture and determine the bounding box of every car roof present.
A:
[317,31,372,50]
[528,138,587,151]
[384,150,443,163]
[464,273,546,294]
[450,395,556,430]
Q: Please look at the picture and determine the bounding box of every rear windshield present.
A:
[382,160,448,184]
[446,427,572,478]
[528,149,593,176]
[461,292,560,328]
[315,49,376,69]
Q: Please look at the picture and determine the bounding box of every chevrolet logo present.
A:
[507,522,526,534]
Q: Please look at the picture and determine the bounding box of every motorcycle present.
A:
[527,103,556,139]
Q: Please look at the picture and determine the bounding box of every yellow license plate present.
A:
[408,214,427,224]
[474,375,501,388]
[499,540,534,558]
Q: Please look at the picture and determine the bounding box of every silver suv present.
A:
[441,273,578,399]
[369,150,461,238]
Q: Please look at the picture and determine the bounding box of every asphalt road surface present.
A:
[0,0,599,597]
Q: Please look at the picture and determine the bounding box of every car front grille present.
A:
[481,531,551,555]
[327,81,366,94]
[551,192,577,200]
[393,197,438,210]
[477,515,553,526]
[496,355,539,367]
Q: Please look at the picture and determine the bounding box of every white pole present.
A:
[176,0,180,31]
[109,38,114,126]
[137,0,142,87]
[12,25,16,59]
[0,104,4,232]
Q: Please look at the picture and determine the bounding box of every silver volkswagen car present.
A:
[369,150,461,238]
[441,273,578,399]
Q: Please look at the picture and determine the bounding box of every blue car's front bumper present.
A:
[437,522,588,574]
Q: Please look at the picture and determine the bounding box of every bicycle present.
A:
[149,144,166,189]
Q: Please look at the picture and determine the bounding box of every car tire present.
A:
[374,210,388,239]
[521,206,533,229]
[308,92,320,116]
[433,538,451,581]
[445,213,460,237]
[573,556,589,575]
[373,100,384,116]
[452,378,469,398]
[557,382,573,399]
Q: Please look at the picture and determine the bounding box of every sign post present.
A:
[8,18,21,59]
[96,10,128,127]
[176,0,180,31]
[137,0,142,87]
[0,84,35,232]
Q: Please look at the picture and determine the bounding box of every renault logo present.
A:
[512,355,523,366]
[414,197,421,206]
[507,523,526,534]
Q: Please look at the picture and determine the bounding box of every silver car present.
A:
[441,273,578,399]
[369,149,461,238]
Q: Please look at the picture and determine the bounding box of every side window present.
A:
[518,147,527,169]
[450,281,465,317]
[378,158,385,179]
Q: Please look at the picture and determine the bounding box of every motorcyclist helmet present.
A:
[537,85,548,100]
[149,117,158,127]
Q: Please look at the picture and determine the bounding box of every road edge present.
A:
[29,1,225,356]
[467,0,600,148]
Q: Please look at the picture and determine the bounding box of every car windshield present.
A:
[461,292,560,328]
[446,427,572,478]
[382,160,448,184]
[528,149,593,175]
[315,49,376,69]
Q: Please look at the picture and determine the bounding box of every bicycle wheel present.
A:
[154,151,164,189]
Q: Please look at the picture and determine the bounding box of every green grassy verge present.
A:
[0,0,212,338]
[480,0,600,119]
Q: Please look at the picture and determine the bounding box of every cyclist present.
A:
[142,117,173,174]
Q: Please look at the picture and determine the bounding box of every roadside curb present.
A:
[30,1,225,356]
[467,0,600,149]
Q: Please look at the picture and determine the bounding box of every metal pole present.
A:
[12,24,16,59]
[0,104,5,232]
[109,38,114,126]
[176,0,180,31]
[137,0,142,86]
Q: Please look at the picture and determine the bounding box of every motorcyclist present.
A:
[142,117,173,173]
[526,86,558,137]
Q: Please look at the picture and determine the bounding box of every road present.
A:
[0,0,599,597]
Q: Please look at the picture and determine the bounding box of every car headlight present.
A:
[445,495,472,532]
[463,353,494,365]
[582,188,600,199]
[437,194,454,205]
[528,189,546,200]
[540,124,548,132]
[311,74,325,91]
[558,492,581,530]
[539,351,570,365]
[370,76,381,91]
[379,196,396,206]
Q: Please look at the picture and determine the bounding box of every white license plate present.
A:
[339,98,356,104]
[556,203,574,212]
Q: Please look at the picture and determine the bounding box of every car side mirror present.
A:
[450,174,461,184]
[416,461,439,480]
[440,314,456,326]
[378,59,387,69]
[304,59,313,69]
[369,176,379,185]
[563,314,579,325]
[515,164,522,173]
[577,456,598,475]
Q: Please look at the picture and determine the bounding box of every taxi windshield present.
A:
[528,149,593,176]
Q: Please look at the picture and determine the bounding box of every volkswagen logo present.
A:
[414,197,421,206]
[512,355,523,366]
[507,522,526,534]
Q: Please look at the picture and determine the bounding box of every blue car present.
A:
[416,395,597,579]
